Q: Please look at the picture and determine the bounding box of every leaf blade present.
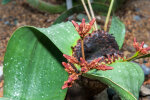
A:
[38,22,80,55]
[109,16,126,49]
[1,0,11,5]
[4,26,68,100]
[84,62,144,99]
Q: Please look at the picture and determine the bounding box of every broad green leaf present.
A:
[1,0,11,5]
[53,3,109,25]
[3,26,68,100]
[0,97,10,100]
[84,62,144,100]
[109,16,125,49]
[38,22,80,55]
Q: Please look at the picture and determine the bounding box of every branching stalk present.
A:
[104,0,114,32]
[87,0,98,30]
[81,38,85,60]
[124,52,139,61]
[81,0,92,21]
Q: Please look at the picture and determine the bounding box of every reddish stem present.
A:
[81,38,85,60]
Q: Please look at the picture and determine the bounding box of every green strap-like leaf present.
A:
[84,62,144,100]
[109,16,126,49]
[4,27,68,100]
[53,3,109,25]
[1,0,11,5]
[26,0,66,14]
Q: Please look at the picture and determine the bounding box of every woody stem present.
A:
[81,38,85,60]
[104,0,114,32]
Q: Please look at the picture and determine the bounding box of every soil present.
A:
[0,0,150,99]
[0,0,60,65]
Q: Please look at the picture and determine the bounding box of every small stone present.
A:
[133,15,141,21]
[135,8,140,12]
[141,64,150,75]
[4,21,9,25]
[140,85,150,96]
[95,16,101,22]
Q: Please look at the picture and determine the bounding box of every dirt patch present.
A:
[0,0,60,65]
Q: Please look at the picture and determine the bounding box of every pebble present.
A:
[133,15,141,21]
[135,8,140,12]
[141,64,150,75]
[140,85,150,96]
[4,21,9,25]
